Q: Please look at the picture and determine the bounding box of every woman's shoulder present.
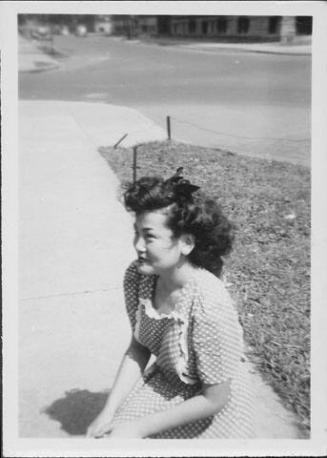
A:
[192,268,229,297]
[191,268,235,318]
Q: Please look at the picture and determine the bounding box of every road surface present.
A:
[19,35,311,165]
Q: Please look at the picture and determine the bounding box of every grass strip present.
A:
[100,140,310,433]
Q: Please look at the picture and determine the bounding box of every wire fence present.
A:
[98,113,310,182]
[169,115,309,144]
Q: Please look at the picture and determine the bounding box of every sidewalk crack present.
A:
[20,286,122,302]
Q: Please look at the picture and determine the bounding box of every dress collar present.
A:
[139,272,198,320]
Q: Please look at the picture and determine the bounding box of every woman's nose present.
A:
[134,234,145,253]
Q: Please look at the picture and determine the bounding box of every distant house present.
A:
[109,15,170,38]
[169,16,312,42]
[94,15,112,34]
[135,15,158,36]
[109,15,312,43]
[109,15,135,37]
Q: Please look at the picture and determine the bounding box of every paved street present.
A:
[19,35,311,166]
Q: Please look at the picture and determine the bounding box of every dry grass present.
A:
[100,140,311,433]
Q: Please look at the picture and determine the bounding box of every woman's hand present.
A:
[106,422,144,439]
[86,410,114,438]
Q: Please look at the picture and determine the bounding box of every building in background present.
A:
[18,14,312,43]
[18,14,110,37]
[106,15,135,37]
[94,15,112,34]
[107,15,312,43]
[168,16,312,42]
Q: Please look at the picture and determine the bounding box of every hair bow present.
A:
[165,167,200,198]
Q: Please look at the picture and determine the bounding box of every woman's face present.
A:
[133,210,186,276]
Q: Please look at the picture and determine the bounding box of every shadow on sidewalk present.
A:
[42,388,110,435]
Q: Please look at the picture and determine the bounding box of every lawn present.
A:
[100,140,311,433]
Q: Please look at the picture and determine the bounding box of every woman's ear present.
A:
[180,234,195,256]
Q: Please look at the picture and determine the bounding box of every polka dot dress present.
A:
[111,261,254,439]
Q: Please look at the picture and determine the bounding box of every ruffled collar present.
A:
[139,273,197,321]
[139,297,184,321]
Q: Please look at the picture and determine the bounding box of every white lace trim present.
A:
[138,297,197,385]
[133,299,142,340]
[176,315,197,385]
[140,297,182,321]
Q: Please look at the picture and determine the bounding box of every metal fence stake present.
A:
[167,116,171,140]
[133,146,137,183]
[113,133,128,149]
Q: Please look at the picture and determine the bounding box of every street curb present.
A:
[204,48,310,56]
[242,50,310,56]
[19,63,61,73]
[176,44,311,57]
[127,36,311,56]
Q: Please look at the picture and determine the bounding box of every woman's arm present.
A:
[86,336,151,437]
[102,337,151,415]
[108,379,231,438]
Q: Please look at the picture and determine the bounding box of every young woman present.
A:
[87,169,254,439]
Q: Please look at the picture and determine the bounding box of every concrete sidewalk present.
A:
[176,40,311,56]
[18,99,306,440]
[18,100,166,438]
[19,35,60,72]
[137,35,311,56]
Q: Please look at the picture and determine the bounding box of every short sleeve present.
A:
[192,280,244,385]
[123,261,140,332]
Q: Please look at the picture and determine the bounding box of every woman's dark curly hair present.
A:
[123,172,234,278]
